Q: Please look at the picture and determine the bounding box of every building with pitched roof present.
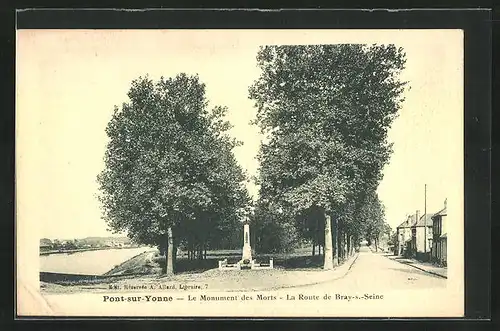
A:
[431,199,448,266]
[411,212,434,261]
[396,214,417,257]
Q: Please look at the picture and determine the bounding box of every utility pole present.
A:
[424,184,427,257]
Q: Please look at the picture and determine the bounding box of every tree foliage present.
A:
[357,191,385,246]
[98,74,250,273]
[249,44,407,264]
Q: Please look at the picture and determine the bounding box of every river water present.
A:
[39,247,155,275]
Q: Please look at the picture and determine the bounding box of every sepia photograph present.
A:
[16,29,464,317]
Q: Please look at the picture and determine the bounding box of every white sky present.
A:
[16,29,463,240]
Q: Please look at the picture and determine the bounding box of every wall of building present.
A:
[441,238,447,264]
[441,214,447,234]
[415,226,433,253]
[397,227,413,255]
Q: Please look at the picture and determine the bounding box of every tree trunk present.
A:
[342,231,346,260]
[347,235,351,257]
[333,215,339,266]
[173,240,177,267]
[323,212,334,270]
[337,222,343,261]
[315,217,320,256]
[375,237,378,252]
[163,232,168,271]
[342,226,346,260]
[344,233,348,259]
[165,227,174,276]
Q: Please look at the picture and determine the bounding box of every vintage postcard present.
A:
[16,29,464,318]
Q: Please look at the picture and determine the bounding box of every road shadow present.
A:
[275,255,324,269]
[385,267,445,280]
[386,266,426,275]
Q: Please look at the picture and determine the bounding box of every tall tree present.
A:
[98,74,249,275]
[358,190,386,251]
[249,44,407,269]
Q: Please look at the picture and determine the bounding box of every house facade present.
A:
[396,214,416,257]
[431,199,447,266]
[411,213,434,261]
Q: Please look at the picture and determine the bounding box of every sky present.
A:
[16,29,463,240]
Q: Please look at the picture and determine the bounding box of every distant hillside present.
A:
[41,236,133,246]
[78,236,132,245]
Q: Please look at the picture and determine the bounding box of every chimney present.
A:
[416,210,420,224]
[444,198,447,209]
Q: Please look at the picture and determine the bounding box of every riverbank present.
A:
[104,250,160,276]
[40,247,156,276]
[40,246,148,256]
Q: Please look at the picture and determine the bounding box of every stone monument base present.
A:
[217,220,273,271]
[241,246,252,262]
[218,258,274,270]
[249,258,274,270]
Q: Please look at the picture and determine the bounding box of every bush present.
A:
[152,256,165,263]
[254,221,299,254]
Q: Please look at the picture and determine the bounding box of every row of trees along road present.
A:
[97,74,251,275]
[248,44,407,268]
[98,44,406,275]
